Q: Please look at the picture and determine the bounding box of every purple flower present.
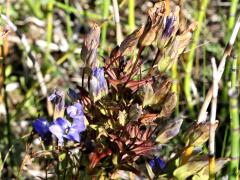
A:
[66,103,84,119]
[32,118,51,143]
[90,67,108,101]
[149,157,166,173]
[48,89,65,113]
[49,117,86,145]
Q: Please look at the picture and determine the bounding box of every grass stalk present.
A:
[100,0,110,56]
[128,0,135,32]
[209,57,218,180]
[197,17,240,123]
[228,55,239,179]
[112,0,123,45]
[183,0,209,116]
[64,0,73,42]
[45,0,55,62]
[220,0,240,122]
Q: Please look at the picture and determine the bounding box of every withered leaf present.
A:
[184,121,219,147]
[192,158,230,180]
[158,92,177,118]
[119,27,144,56]
[156,118,183,143]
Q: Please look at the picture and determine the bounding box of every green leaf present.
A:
[59,153,66,162]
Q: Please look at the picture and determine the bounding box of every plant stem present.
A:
[128,0,135,32]
[112,0,123,45]
[100,0,110,56]
[45,0,55,62]
[220,0,239,121]
[183,0,209,116]
[228,55,239,180]
[64,0,72,43]
[171,62,179,115]
[209,58,218,180]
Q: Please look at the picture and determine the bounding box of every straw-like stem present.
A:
[100,0,110,55]
[112,0,123,45]
[209,57,218,180]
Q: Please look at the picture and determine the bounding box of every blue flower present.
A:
[66,103,84,119]
[48,89,65,114]
[49,117,86,146]
[90,67,108,101]
[149,157,166,173]
[32,118,51,143]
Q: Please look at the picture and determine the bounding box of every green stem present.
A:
[100,0,110,56]
[220,0,239,121]
[183,0,209,117]
[229,55,239,180]
[45,0,55,62]
[128,0,135,32]
[64,0,72,42]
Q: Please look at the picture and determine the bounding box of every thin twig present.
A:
[197,16,240,123]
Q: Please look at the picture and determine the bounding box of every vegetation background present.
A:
[0,0,239,179]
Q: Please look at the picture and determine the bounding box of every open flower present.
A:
[32,118,51,143]
[49,117,86,145]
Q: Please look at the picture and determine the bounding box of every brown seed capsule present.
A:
[81,23,101,68]
[139,2,165,46]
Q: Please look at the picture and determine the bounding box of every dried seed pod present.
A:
[156,118,183,143]
[183,121,219,147]
[119,27,144,56]
[159,92,177,118]
[139,2,165,46]
[81,23,101,68]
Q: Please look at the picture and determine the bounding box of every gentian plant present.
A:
[23,1,229,179]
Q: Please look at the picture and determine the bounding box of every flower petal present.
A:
[54,117,71,131]
[32,118,50,138]
[66,103,83,118]
[49,124,64,144]
[71,116,86,133]
[64,128,81,142]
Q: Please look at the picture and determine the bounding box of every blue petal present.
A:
[49,124,64,144]
[67,105,78,118]
[32,118,50,138]
[64,128,80,142]
[71,116,86,133]
[54,117,71,131]
[149,157,166,172]
[49,118,71,144]
[66,103,83,118]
